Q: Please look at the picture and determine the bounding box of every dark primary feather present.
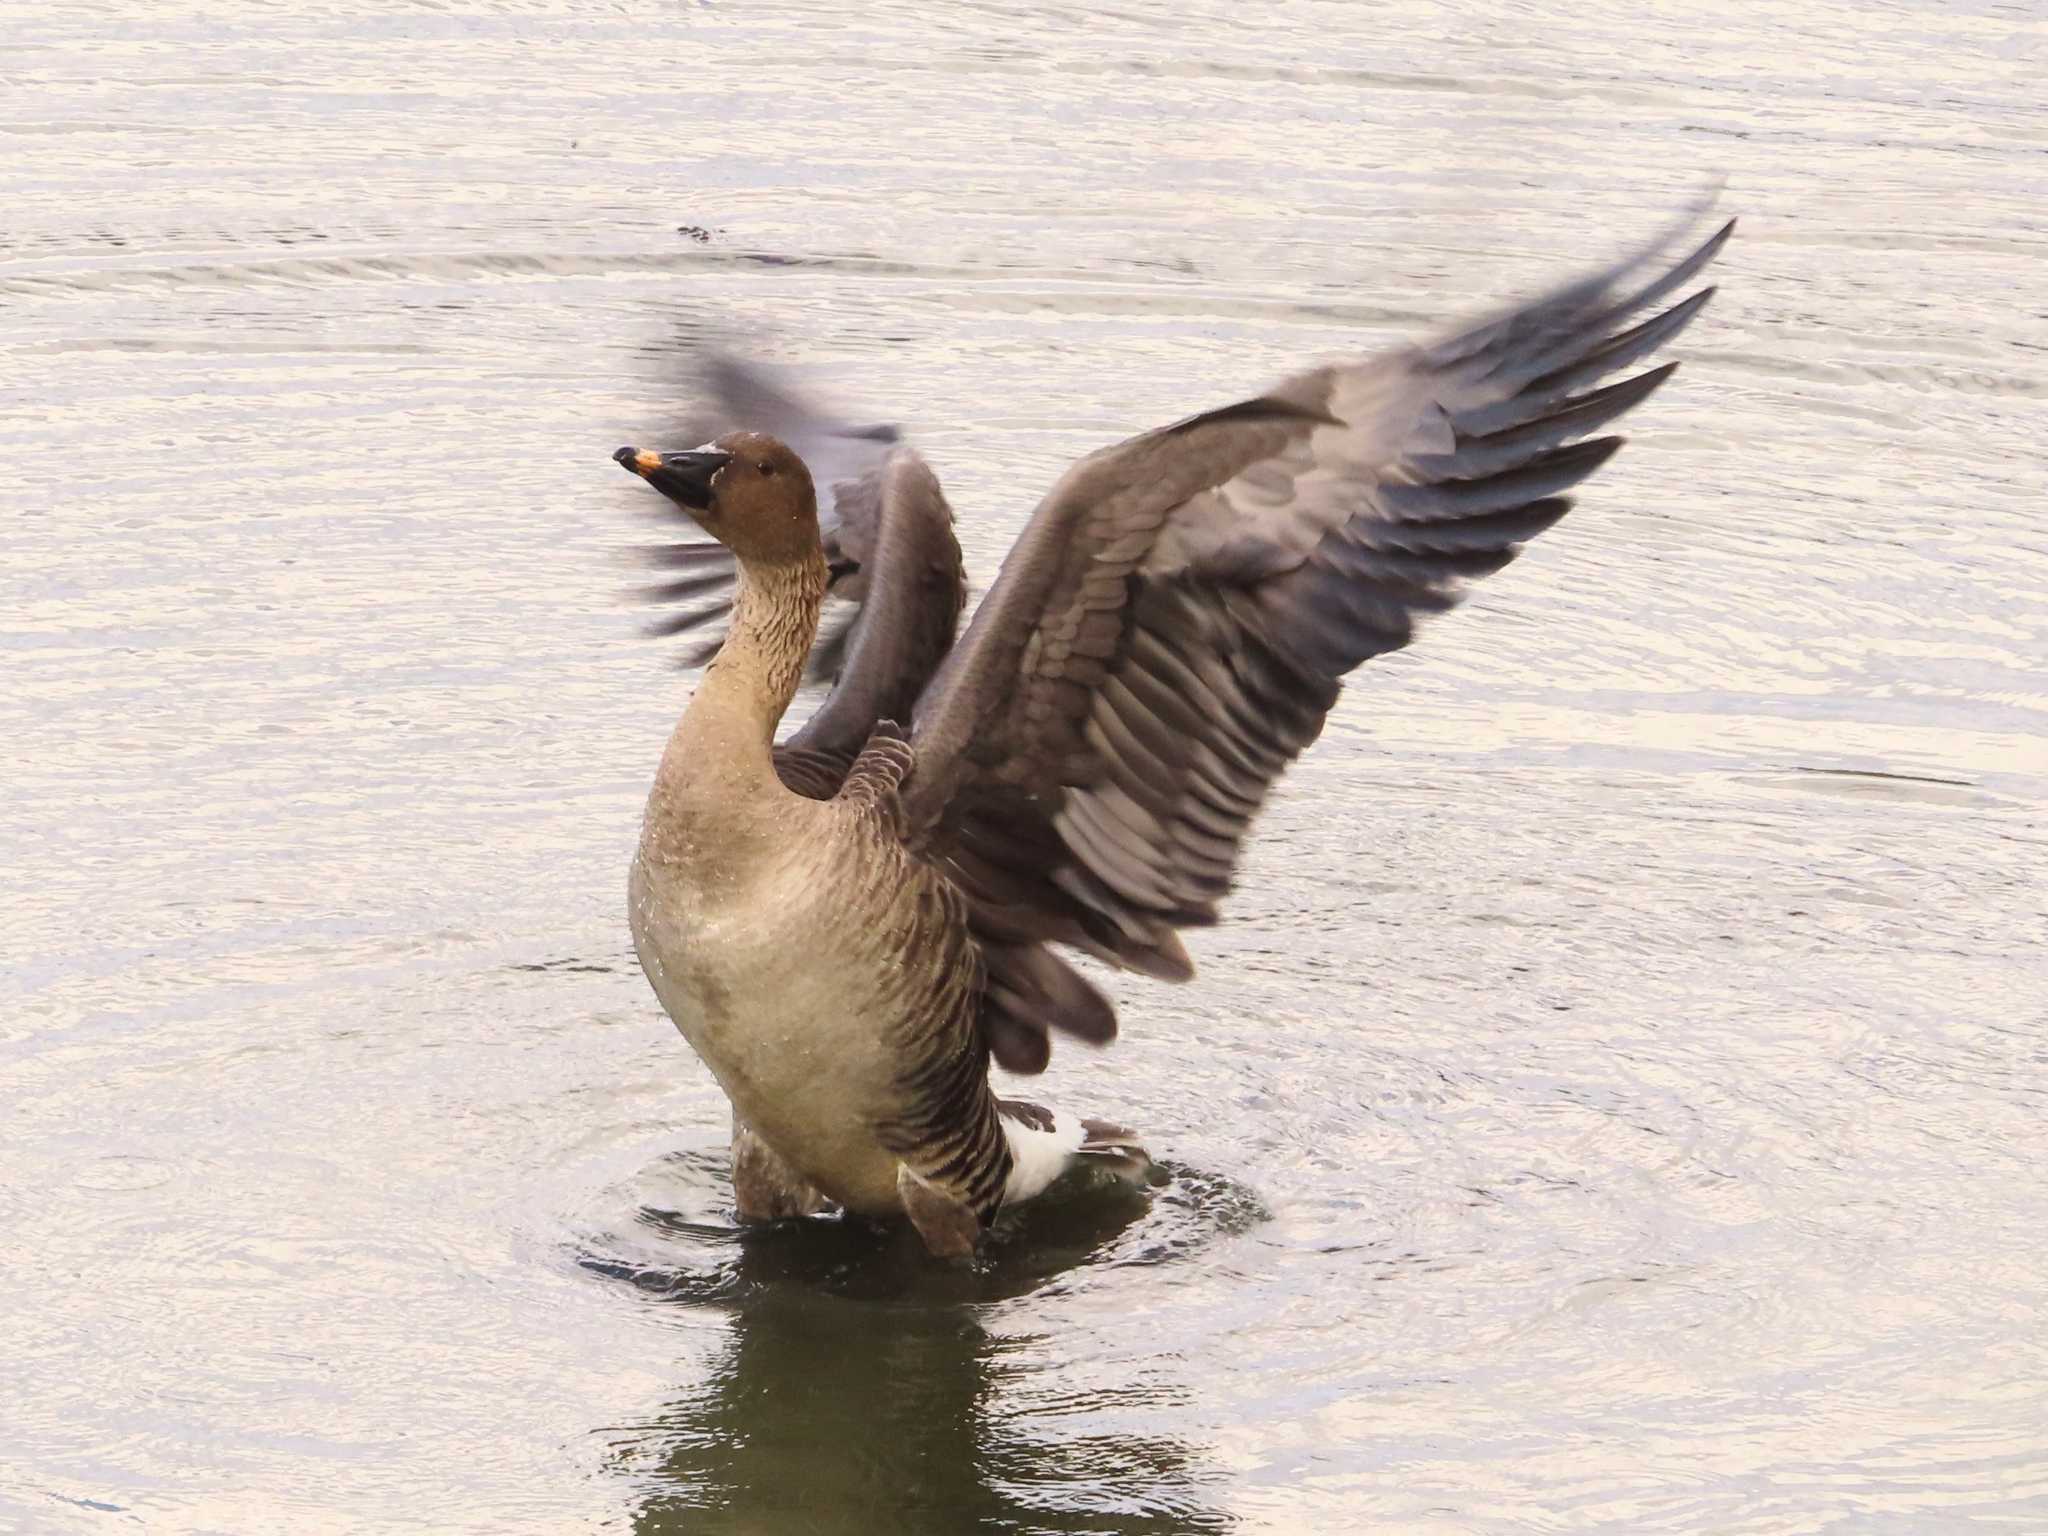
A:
[900,212,1734,1073]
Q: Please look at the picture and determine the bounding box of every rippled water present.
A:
[5,2,2045,1531]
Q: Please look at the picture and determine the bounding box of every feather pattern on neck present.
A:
[642,550,826,869]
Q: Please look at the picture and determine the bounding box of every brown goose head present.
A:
[613,429,819,567]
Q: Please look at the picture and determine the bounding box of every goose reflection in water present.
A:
[585,1151,1258,1532]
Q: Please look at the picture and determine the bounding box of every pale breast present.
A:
[627,795,963,1213]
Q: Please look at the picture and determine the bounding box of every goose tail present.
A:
[997,1099,1156,1204]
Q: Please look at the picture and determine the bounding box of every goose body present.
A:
[613,206,1734,1256]
[629,771,1002,1220]
[625,541,1005,1225]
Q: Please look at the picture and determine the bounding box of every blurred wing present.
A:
[631,349,969,792]
[633,351,906,676]
[901,212,1734,1073]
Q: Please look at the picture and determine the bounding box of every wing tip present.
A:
[1565,433,1626,465]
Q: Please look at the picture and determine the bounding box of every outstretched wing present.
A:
[901,212,1734,1073]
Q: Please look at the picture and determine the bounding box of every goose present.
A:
[612,209,1734,1257]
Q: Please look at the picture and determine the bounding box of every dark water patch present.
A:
[1792,765,1975,786]
[50,1494,129,1514]
[575,1146,1268,1310]
[1739,765,2008,808]
[580,1152,1248,1534]
[606,1279,1241,1535]
[507,955,618,974]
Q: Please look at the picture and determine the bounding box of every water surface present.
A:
[4,2,2045,1531]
